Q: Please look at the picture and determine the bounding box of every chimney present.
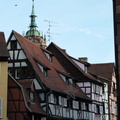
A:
[78,57,88,62]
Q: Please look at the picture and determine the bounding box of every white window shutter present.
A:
[76,101,79,109]
[63,98,67,107]
[0,98,3,118]
[73,100,76,109]
[81,102,86,110]
[112,101,114,114]
[59,96,62,105]
[89,104,92,111]
[50,94,54,103]
[94,104,97,113]
[99,106,103,114]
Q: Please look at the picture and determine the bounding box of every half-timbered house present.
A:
[47,42,104,120]
[7,30,94,120]
[88,63,117,120]
[0,32,9,120]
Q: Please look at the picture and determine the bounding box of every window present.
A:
[94,104,97,113]
[39,93,45,101]
[59,96,62,105]
[44,52,52,62]
[94,104,99,114]
[67,99,72,108]
[96,85,100,94]
[18,50,26,59]
[73,81,76,87]
[81,102,86,110]
[37,63,48,77]
[15,69,20,79]
[113,82,116,95]
[85,103,89,111]
[49,94,55,103]
[11,41,17,49]
[111,101,114,114]
[99,106,103,114]
[0,98,2,118]
[84,66,87,73]
[43,68,47,77]
[62,98,67,107]
[33,79,42,90]
[59,74,66,83]
[102,85,105,93]
[30,92,35,102]
[89,104,92,111]
[69,78,73,84]
[73,100,79,109]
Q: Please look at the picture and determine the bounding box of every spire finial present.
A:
[26,0,40,37]
[32,0,34,7]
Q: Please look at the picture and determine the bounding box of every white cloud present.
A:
[78,28,92,35]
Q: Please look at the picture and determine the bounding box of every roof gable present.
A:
[88,63,114,80]
[8,31,89,100]
[47,42,98,82]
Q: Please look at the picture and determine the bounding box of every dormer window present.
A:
[84,66,87,73]
[69,78,73,84]
[33,79,42,90]
[59,74,68,85]
[44,52,52,62]
[59,73,76,87]
[30,91,35,102]
[39,93,45,101]
[37,63,48,77]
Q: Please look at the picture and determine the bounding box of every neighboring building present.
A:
[113,0,120,119]
[47,42,104,120]
[25,1,47,48]
[0,32,9,120]
[7,30,93,120]
[88,63,117,120]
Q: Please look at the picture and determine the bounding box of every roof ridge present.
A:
[91,62,114,65]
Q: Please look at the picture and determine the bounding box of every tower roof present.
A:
[26,0,40,37]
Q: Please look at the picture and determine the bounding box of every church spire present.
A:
[26,0,40,37]
[25,0,47,48]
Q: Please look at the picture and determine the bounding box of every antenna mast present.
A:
[45,20,60,41]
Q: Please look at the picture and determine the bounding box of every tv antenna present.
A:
[44,20,60,41]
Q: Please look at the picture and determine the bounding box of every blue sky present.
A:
[0,0,114,63]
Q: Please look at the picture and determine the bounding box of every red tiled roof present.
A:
[88,63,114,80]
[8,75,46,115]
[0,32,9,58]
[12,30,90,100]
[47,42,100,83]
